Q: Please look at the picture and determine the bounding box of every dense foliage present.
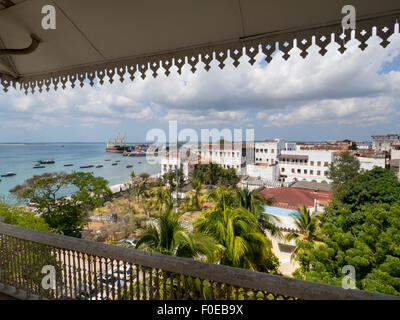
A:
[194,188,279,272]
[10,172,112,237]
[327,151,361,188]
[0,202,50,231]
[294,168,400,296]
[190,163,240,188]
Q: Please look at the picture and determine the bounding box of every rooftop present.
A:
[260,187,333,210]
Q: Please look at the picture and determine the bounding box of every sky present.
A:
[1,30,400,144]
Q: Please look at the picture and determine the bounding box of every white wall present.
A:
[246,164,279,181]
[391,149,400,160]
[358,157,385,171]
[279,150,334,183]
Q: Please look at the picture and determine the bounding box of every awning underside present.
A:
[0,0,399,94]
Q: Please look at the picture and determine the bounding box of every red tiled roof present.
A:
[259,187,333,210]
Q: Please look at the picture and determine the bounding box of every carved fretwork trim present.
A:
[1,13,399,94]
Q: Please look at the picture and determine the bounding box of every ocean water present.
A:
[0,143,159,204]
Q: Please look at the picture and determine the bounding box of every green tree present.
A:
[139,172,150,185]
[293,203,400,295]
[0,202,50,232]
[234,187,281,237]
[10,172,111,237]
[190,163,239,188]
[188,179,205,210]
[293,168,400,295]
[327,151,361,188]
[284,206,322,262]
[135,202,215,260]
[194,188,279,273]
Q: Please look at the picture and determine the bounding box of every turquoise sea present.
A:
[0,143,159,204]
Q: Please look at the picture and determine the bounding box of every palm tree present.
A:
[284,206,322,260]
[150,187,170,213]
[285,206,321,242]
[136,202,215,260]
[206,187,237,212]
[188,179,205,210]
[194,189,279,272]
[234,187,282,237]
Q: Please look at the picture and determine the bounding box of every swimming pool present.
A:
[262,206,300,217]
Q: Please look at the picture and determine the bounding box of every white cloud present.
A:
[1,31,400,132]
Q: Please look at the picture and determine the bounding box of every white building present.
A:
[160,151,197,179]
[198,143,254,174]
[358,157,386,171]
[278,150,334,183]
[250,140,335,183]
[372,134,400,152]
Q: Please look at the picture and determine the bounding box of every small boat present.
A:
[64,164,74,167]
[115,160,121,162]
[1,172,16,177]
[112,162,118,166]
[138,161,142,164]
[96,165,103,168]
[80,164,94,169]
[33,165,45,169]
[105,159,111,161]
[38,160,55,164]
[126,165,133,168]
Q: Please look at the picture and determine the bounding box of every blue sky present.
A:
[1,31,400,143]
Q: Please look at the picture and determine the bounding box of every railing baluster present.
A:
[67,250,74,299]
[135,264,140,300]
[105,258,110,300]
[129,263,134,300]
[154,268,160,300]
[92,255,98,300]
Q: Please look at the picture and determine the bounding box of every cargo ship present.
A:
[106,133,133,153]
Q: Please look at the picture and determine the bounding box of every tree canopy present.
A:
[10,171,111,237]
[294,168,400,296]
[190,163,239,188]
[0,202,50,232]
[328,151,361,188]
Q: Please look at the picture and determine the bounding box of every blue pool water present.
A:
[0,143,159,204]
[263,206,300,217]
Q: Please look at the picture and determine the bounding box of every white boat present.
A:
[96,165,103,168]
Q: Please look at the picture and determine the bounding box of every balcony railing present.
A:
[0,223,398,300]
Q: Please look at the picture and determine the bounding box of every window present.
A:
[271,149,275,154]
[317,171,321,176]
[265,149,268,153]
[292,169,295,173]
[310,161,314,166]
[271,159,275,165]
[324,171,328,176]
[317,161,321,166]
[281,168,285,173]
[304,170,308,174]
[310,170,314,175]
[324,162,329,167]
[256,149,259,152]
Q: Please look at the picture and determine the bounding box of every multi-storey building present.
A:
[372,134,400,152]
[197,143,254,173]
[278,150,334,183]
